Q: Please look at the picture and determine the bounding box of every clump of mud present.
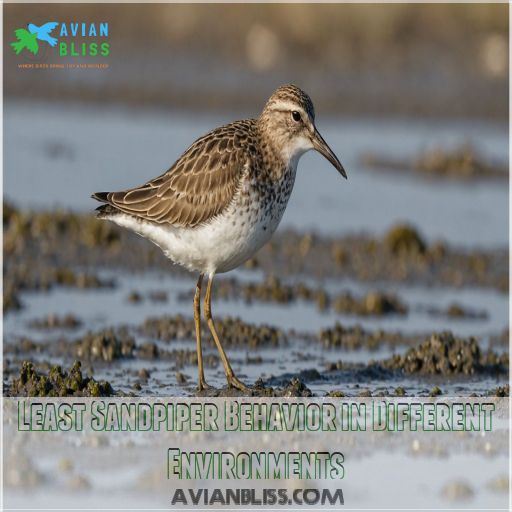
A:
[384,224,426,255]
[29,314,82,330]
[491,384,509,397]
[384,332,508,375]
[197,377,312,398]
[4,284,22,313]
[75,329,136,361]
[425,303,488,320]
[181,276,407,317]
[489,329,509,348]
[211,276,300,305]
[170,349,218,369]
[263,377,313,398]
[126,290,169,304]
[332,290,406,316]
[361,143,507,181]
[8,361,113,397]
[141,315,286,348]
[319,322,418,350]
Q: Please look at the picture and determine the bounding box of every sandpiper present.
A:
[92,84,346,392]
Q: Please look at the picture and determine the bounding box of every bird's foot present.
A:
[197,379,211,392]
[227,374,251,393]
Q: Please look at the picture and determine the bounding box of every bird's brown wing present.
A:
[96,121,255,228]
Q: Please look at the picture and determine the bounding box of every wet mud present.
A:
[3,202,509,398]
[4,313,508,397]
[4,205,508,304]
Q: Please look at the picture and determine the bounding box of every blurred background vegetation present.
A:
[4,3,508,119]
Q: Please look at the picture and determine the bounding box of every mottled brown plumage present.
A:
[94,119,257,228]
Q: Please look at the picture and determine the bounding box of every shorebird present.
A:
[92,84,346,392]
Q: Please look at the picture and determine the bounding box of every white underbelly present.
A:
[108,205,281,275]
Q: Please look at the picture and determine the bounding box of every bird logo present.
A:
[10,22,58,55]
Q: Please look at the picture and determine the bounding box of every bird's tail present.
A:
[91,191,110,203]
[47,36,58,47]
[94,204,120,219]
[91,192,120,218]
[10,41,25,55]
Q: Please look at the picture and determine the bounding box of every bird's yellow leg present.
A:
[194,274,209,391]
[204,274,250,392]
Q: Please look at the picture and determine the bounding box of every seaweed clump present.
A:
[10,361,113,397]
[29,314,82,330]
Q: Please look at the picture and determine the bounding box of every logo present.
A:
[10,22,110,59]
[11,22,58,55]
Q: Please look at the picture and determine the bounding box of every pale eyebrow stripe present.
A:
[269,100,305,112]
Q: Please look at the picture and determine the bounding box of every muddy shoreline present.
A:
[3,203,509,398]
[4,205,508,307]
[4,313,508,397]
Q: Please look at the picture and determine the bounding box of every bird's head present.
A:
[27,23,36,32]
[259,84,346,178]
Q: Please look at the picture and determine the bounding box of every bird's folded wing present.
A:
[104,125,252,228]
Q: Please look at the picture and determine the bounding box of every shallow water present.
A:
[4,269,508,341]
[4,101,509,247]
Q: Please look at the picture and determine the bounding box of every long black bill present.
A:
[311,127,347,179]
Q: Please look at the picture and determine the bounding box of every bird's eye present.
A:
[291,111,301,122]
